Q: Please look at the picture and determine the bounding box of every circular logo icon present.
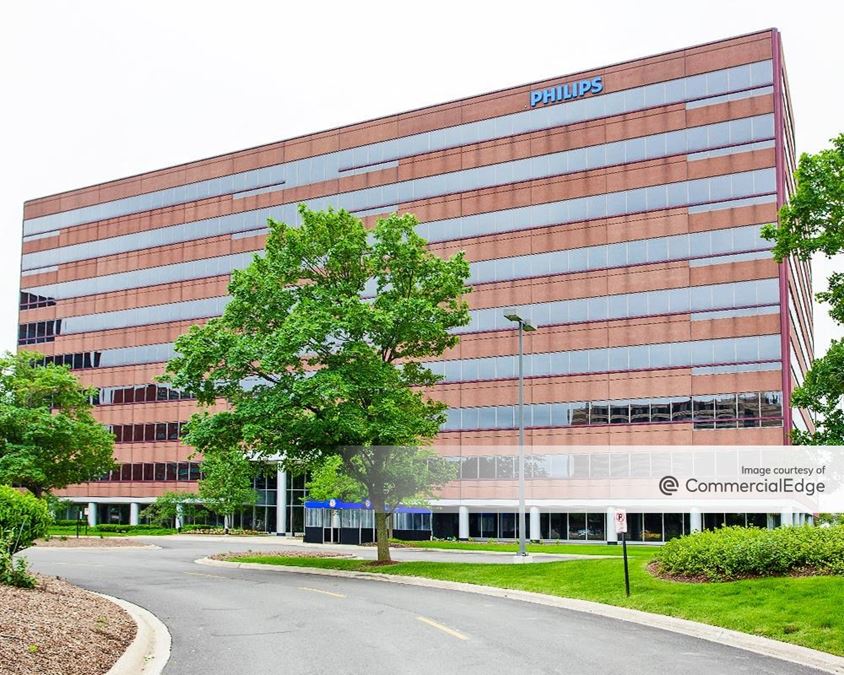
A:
[328,498,337,508]
[659,475,679,496]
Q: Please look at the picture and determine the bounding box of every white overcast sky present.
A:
[1,1,842,358]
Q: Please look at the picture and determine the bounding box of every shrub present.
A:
[94,524,169,533]
[654,525,844,581]
[0,486,52,554]
[0,543,37,588]
[0,487,50,588]
[181,526,266,536]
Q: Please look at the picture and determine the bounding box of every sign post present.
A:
[614,509,630,597]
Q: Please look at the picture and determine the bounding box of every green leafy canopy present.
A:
[0,352,115,496]
[164,206,470,462]
[763,133,844,444]
[164,207,470,558]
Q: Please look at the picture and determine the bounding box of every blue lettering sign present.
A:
[530,75,604,107]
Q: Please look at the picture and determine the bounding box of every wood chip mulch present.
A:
[33,537,145,548]
[210,549,353,561]
[646,560,838,583]
[0,574,136,675]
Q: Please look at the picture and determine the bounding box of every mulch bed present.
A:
[34,537,147,548]
[0,574,135,675]
[647,561,838,583]
[210,549,353,561]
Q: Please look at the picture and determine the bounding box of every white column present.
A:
[689,508,702,533]
[529,506,541,542]
[129,502,140,526]
[606,507,618,543]
[458,505,469,540]
[87,502,97,527]
[780,507,793,527]
[276,466,288,536]
[175,503,184,530]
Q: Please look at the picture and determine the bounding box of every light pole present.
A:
[505,313,535,557]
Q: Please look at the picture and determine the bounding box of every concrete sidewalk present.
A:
[155,534,610,563]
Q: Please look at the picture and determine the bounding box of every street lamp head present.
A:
[504,313,537,332]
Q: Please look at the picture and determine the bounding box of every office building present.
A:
[18,29,811,540]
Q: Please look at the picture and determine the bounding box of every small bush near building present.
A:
[94,524,171,533]
[51,519,81,527]
[180,525,267,536]
[0,486,52,587]
[653,525,844,581]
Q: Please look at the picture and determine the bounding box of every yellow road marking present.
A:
[184,571,229,580]
[417,616,469,640]
[299,586,346,599]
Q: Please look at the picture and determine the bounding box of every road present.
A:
[23,538,817,675]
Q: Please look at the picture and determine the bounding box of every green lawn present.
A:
[46,526,176,537]
[227,552,844,656]
[394,539,657,557]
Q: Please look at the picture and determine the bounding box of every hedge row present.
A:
[653,525,844,581]
[93,524,173,533]
[181,526,267,536]
[48,523,175,534]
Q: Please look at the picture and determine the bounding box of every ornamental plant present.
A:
[0,485,52,588]
[653,525,844,581]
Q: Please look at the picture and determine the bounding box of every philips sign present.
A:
[530,76,603,107]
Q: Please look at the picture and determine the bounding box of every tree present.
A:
[763,133,844,444]
[305,455,367,503]
[306,449,455,544]
[164,207,470,561]
[140,491,200,529]
[0,352,115,496]
[197,448,258,533]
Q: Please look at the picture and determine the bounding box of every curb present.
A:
[97,593,171,675]
[197,557,844,674]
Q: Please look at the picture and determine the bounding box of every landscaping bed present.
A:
[35,537,149,548]
[0,574,135,675]
[181,526,268,536]
[210,549,352,561]
[653,525,844,582]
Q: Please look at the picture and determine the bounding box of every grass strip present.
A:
[392,539,656,557]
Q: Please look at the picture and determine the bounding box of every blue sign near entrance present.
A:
[530,76,604,107]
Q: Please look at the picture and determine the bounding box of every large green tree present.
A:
[165,206,470,560]
[763,133,844,444]
[0,352,115,496]
[197,449,258,533]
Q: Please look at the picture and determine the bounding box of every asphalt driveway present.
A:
[23,537,819,675]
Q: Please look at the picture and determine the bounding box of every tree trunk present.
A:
[224,514,230,535]
[375,511,391,563]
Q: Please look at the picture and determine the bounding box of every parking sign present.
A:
[614,509,627,534]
